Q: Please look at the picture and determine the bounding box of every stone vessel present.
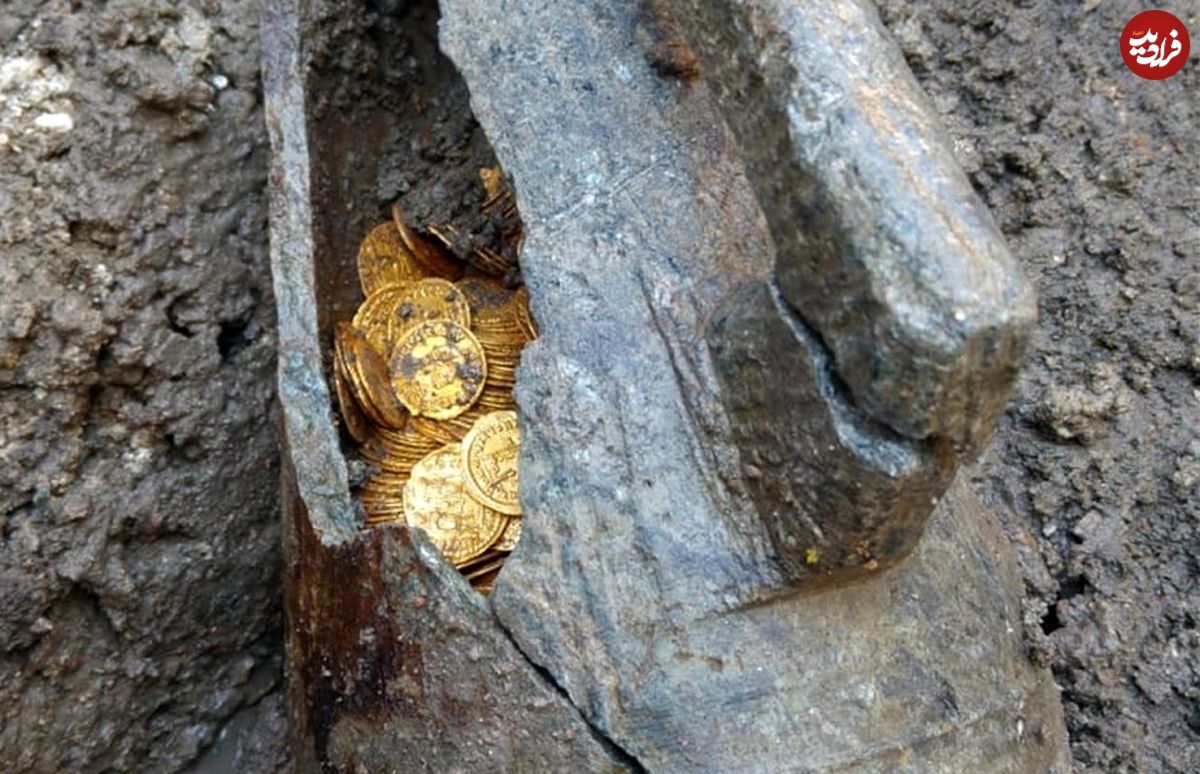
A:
[263,0,1069,770]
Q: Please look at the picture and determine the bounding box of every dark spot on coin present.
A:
[394,354,421,379]
[458,361,484,382]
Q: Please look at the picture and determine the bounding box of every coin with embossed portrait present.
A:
[390,320,487,420]
[460,410,521,516]
[403,444,506,566]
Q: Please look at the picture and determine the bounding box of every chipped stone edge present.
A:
[261,0,357,544]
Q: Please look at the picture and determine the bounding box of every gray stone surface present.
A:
[0,0,1190,771]
[675,0,1036,452]
[711,282,954,581]
[874,2,1200,771]
[267,0,1056,765]
[436,0,977,585]
[0,1,287,771]
[438,0,1067,769]
[267,0,1196,771]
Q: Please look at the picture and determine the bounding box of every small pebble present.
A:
[34,112,73,131]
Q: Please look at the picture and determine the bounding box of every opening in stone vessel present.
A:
[303,0,530,589]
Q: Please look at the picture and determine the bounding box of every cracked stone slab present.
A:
[438,0,954,584]
[440,0,1068,770]
[264,0,1067,768]
[279,468,630,772]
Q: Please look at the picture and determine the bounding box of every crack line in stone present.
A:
[767,281,940,463]
[490,605,650,773]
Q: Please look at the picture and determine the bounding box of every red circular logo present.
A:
[1122,10,1190,80]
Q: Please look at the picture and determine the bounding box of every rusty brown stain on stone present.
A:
[283,464,430,768]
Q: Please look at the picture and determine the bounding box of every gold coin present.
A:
[485,364,518,379]
[359,466,408,486]
[482,372,518,390]
[483,357,518,371]
[392,206,464,280]
[444,415,482,435]
[477,336,526,357]
[337,322,408,429]
[359,465,408,485]
[472,288,524,333]
[361,426,440,471]
[494,516,522,552]
[356,222,422,296]
[334,324,381,424]
[471,245,513,277]
[477,350,516,367]
[514,287,539,340]
[361,488,405,505]
[377,426,442,453]
[403,444,506,566]
[391,278,471,338]
[332,347,370,444]
[360,489,405,509]
[361,476,407,522]
[492,372,519,386]
[351,287,404,354]
[463,552,506,581]
[456,276,510,315]
[481,365,519,384]
[480,361,522,381]
[479,338,525,358]
[353,280,471,354]
[460,280,525,333]
[366,513,405,527]
[441,399,505,432]
[363,500,406,518]
[460,410,522,516]
[476,389,516,411]
[458,548,506,576]
[426,224,460,253]
[390,320,487,420]
[408,415,461,446]
[426,223,451,247]
[359,450,418,476]
[470,566,501,595]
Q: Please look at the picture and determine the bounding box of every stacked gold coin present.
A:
[332,212,535,595]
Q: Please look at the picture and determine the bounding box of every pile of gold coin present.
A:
[332,195,536,595]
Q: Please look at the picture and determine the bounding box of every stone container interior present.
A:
[305,0,509,465]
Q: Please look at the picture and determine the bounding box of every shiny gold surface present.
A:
[461,410,522,516]
[390,320,487,420]
[493,516,522,553]
[356,221,423,295]
[334,201,535,592]
[403,444,507,566]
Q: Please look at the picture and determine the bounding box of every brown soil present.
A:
[0,0,285,771]
[877,1,1200,771]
